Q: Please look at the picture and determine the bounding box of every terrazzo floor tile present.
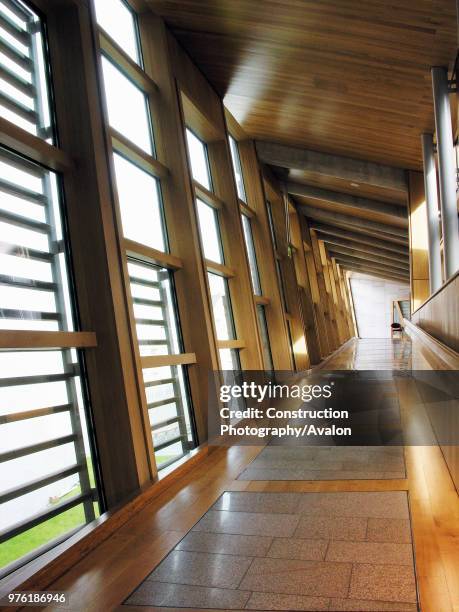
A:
[147,550,252,589]
[245,592,330,610]
[125,490,417,610]
[176,531,272,557]
[213,491,302,514]
[329,598,418,611]
[267,537,328,561]
[349,563,417,603]
[326,541,413,565]
[296,491,409,519]
[192,510,299,537]
[366,518,412,543]
[238,446,406,481]
[238,467,400,480]
[125,582,251,609]
[239,557,352,597]
[294,516,368,541]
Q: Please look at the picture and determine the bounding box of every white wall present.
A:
[349,272,409,338]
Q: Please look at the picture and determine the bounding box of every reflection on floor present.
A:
[126,491,417,610]
[327,336,435,370]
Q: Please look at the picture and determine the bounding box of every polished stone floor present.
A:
[125,491,417,610]
[237,445,406,480]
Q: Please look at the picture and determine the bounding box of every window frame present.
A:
[94,0,199,477]
[0,0,105,578]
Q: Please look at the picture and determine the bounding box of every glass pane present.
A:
[128,260,181,357]
[266,200,277,249]
[0,0,53,140]
[101,56,153,155]
[208,272,235,341]
[186,128,211,190]
[219,348,239,371]
[127,259,197,470]
[229,135,246,202]
[196,199,223,264]
[276,259,289,313]
[93,0,141,64]
[0,148,100,573]
[113,153,167,251]
[257,305,274,371]
[241,214,261,295]
[219,349,245,422]
[143,364,195,469]
[287,320,297,371]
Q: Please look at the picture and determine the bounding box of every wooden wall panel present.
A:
[408,170,430,313]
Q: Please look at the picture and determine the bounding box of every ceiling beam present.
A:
[256,141,407,192]
[315,232,409,264]
[287,182,407,223]
[299,205,408,239]
[327,244,409,271]
[340,265,410,284]
[309,222,408,254]
[330,254,409,278]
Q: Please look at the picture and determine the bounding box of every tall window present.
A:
[95,0,197,471]
[228,135,274,370]
[228,135,246,202]
[266,199,295,367]
[0,0,100,574]
[185,128,242,372]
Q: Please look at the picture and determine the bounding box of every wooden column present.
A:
[311,231,339,351]
[289,209,322,365]
[301,217,331,358]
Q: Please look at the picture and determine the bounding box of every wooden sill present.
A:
[0,444,211,598]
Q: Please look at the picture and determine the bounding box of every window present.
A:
[128,261,196,468]
[93,0,141,65]
[0,147,100,572]
[241,213,261,295]
[98,8,197,472]
[207,273,236,341]
[196,199,223,263]
[113,153,167,251]
[267,199,288,312]
[228,135,246,202]
[0,0,53,139]
[185,126,245,373]
[186,128,212,190]
[257,305,274,371]
[101,56,154,155]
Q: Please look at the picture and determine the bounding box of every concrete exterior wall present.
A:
[349,272,409,338]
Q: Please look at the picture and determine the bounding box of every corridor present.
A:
[0,0,458,610]
[38,337,459,611]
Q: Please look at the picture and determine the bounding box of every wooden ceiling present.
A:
[147,0,456,170]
